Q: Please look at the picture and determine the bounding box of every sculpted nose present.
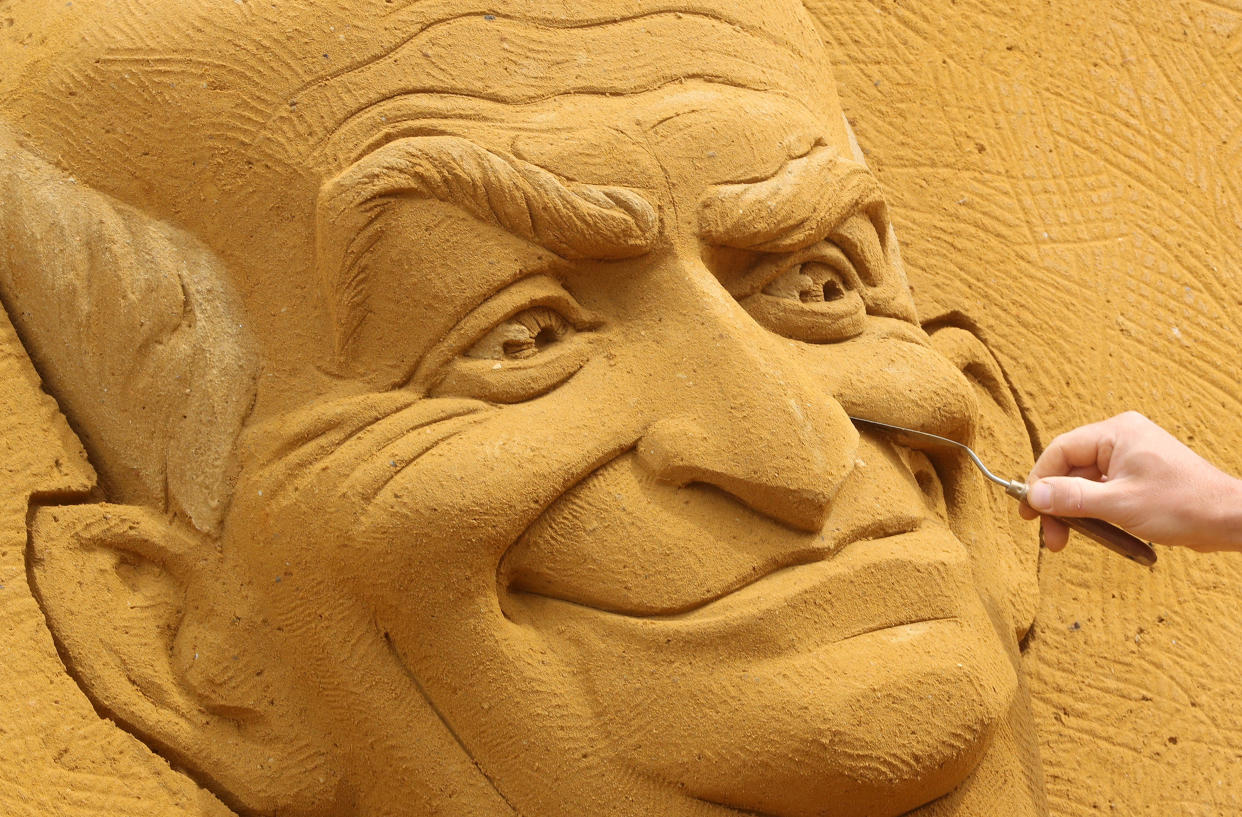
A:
[635,345,858,532]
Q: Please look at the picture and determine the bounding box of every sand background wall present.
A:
[1,1,1240,815]
[808,1,1242,815]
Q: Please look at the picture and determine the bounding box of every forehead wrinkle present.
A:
[513,121,668,192]
[270,10,830,161]
[289,6,815,103]
[312,81,811,170]
[375,2,823,57]
[641,94,823,189]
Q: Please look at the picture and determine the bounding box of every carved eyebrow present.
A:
[697,144,886,253]
[315,134,659,357]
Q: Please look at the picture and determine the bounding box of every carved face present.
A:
[222,84,1031,817]
[9,3,1040,816]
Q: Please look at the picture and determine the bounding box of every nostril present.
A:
[636,416,842,532]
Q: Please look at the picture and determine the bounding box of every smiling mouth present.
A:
[502,520,974,652]
[509,511,926,620]
[498,431,971,632]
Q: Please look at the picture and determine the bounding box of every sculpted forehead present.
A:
[3,0,843,186]
[294,5,844,172]
[360,85,831,194]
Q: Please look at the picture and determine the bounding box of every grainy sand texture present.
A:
[0,1,1239,816]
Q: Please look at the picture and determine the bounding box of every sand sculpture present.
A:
[0,0,1088,814]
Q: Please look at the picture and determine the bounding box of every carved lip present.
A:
[503,523,973,647]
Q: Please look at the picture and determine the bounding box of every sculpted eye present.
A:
[762,260,854,304]
[466,306,574,361]
[412,275,599,404]
[739,242,867,343]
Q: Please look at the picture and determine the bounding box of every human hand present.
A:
[1019,411,1242,552]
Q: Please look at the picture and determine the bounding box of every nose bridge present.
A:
[634,264,858,531]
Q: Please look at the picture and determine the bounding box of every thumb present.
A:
[1026,476,1123,520]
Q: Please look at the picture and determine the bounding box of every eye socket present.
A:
[762,260,852,304]
[466,306,575,361]
[411,275,599,404]
[738,242,867,343]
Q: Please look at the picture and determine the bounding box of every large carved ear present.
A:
[27,503,340,816]
[924,317,1040,642]
[0,124,256,536]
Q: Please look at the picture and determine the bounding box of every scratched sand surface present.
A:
[1,1,1241,815]
[808,1,1242,814]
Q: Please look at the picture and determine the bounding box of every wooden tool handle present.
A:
[1006,482,1157,566]
[1056,515,1158,566]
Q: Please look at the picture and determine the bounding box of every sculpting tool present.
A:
[850,417,1157,567]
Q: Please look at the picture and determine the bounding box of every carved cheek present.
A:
[796,324,981,444]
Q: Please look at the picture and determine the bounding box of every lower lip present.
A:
[506,524,974,652]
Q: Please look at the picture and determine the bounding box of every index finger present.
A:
[1029,419,1120,483]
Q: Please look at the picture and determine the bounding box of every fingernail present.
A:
[1029,481,1052,511]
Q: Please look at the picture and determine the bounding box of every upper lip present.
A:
[510,510,925,619]
[502,521,973,649]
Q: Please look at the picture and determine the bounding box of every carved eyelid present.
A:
[830,212,888,288]
[407,274,597,394]
[722,209,917,328]
[733,240,862,300]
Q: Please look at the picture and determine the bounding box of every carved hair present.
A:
[0,126,257,535]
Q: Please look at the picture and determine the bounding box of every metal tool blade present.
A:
[848,417,1026,495]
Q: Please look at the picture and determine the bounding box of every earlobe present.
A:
[26,502,341,816]
[923,319,1041,642]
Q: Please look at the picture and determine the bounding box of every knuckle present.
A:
[1098,435,1116,469]
[1068,481,1085,512]
[1054,479,1085,513]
